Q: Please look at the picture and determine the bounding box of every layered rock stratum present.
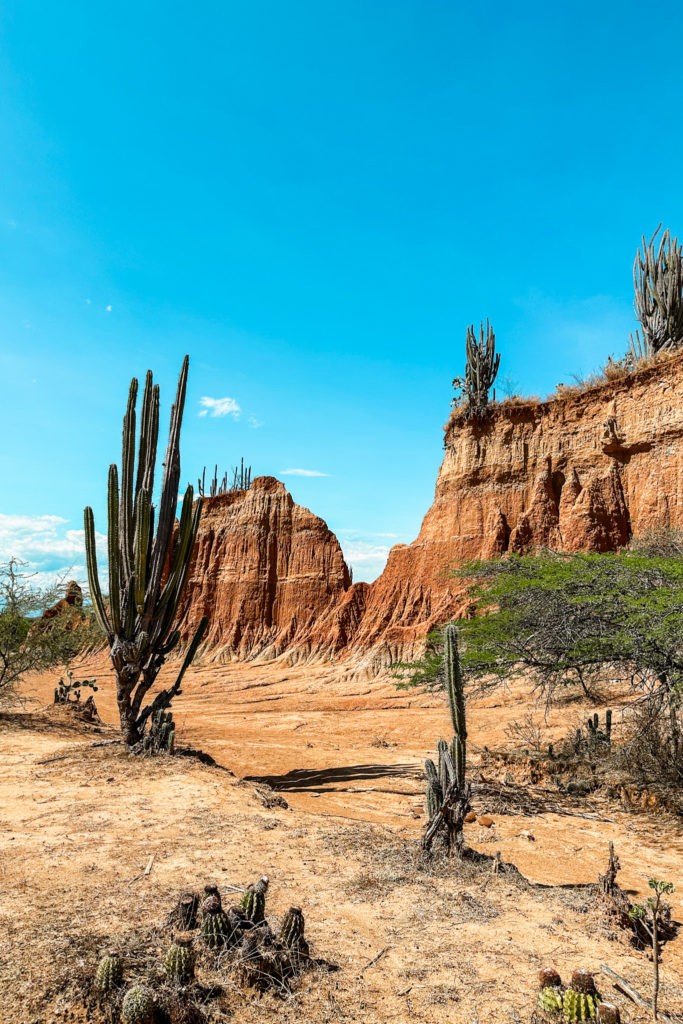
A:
[180,352,683,670]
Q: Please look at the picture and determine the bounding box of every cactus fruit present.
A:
[164,934,195,984]
[175,891,199,930]
[595,1004,620,1024]
[279,907,309,956]
[121,984,155,1024]
[95,952,123,993]
[241,876,269,924]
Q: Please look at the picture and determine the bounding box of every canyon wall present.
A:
[182,353,683,670]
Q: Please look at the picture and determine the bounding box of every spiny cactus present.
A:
[453,319,501,414]
[586,710,612,747]
[424,758,443,819]
[142,708,175,754]
[95,952,123,993]
[279,907,309,956]
[121,984,155,1024]
[538,987,564,1014]
[423,623,471,856]
[84,356,208,748]
[201,886,233,948]
[634,226,683,353]
[164,935,195,984]
[562,971,601,1022]
[197,458,253,497]
[241,876,269,924]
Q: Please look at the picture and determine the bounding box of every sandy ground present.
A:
[1,655,682,1023]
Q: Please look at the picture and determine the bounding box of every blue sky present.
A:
[1,0,682,585]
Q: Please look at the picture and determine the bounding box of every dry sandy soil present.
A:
[1,655,682,1023]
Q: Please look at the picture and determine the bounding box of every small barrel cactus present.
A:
[537,967,563,1015]
[164,934,195,984]
[202,884,223,915]
[95,952,123,993]
[121,984,155,1024]
[201,889,237,949]
[279,907,309,956]
[563,971,601,1022]
[241,876,269,924]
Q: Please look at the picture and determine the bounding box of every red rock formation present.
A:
[177,476,351,660]
[345,351,683,667]
[180,352,683,670]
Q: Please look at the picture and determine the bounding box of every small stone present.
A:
[464,811,477,823]
[478,815,495,827]
[519,830,535,841]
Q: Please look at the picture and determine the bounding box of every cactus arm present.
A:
[133,488,152,613]
[84,506,113,639]
[107,464,122,635]
[119,377,138,587]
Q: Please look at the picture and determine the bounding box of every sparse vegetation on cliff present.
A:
[452,319,500,416]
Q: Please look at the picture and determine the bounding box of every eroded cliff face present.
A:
[344,352,683,668]
[181,353,683,670]
[177,476,351,660]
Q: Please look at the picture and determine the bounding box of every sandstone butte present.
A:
[177,351,683,672]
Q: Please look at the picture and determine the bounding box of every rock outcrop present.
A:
[177,476,351,660]
[181,352,683,670]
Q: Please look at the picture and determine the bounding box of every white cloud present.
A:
[341,540,392,584]
[0,513,106,591]
[198,396,241,419]
[248,415,264,429]
[105,304,112,313]
[280,468,330,477]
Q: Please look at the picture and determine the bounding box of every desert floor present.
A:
[1,655,682,1023]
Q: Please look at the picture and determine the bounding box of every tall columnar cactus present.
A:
[83,357,208,747]
[453,320,500,413]
[423,623,471,856]
[634,227,683,353]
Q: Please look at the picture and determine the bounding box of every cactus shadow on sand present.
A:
[243,762,421,792]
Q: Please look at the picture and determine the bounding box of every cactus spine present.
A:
[121,984,155,1024]
[423,624,471,856]
[241,876,269,923]
[83,357,208,748]
[164,935,195,984]
[95,952,123,993]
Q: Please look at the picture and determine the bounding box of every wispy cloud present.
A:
[198,396,241,419]
[279,468,330,477]
[248,415,264,429]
